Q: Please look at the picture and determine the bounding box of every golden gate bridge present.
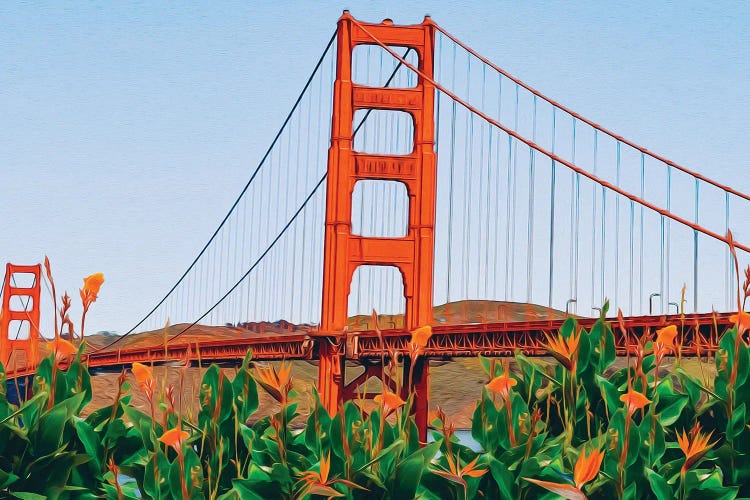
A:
[2,13,747,440]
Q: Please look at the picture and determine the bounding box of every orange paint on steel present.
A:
[318,11,438,431]
[0,264,42,372]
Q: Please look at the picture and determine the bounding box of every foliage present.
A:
[0,306,749,499]
[4,261,750,498]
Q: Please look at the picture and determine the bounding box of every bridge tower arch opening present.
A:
[318,12,436,439]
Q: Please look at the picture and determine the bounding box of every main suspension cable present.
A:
[93,31,337,352]
[433,22,750,202]
[352,18,750,255]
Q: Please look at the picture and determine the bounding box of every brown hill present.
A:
[87,300,569,351]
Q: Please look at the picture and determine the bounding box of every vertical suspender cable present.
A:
[527,96,537,303]
[260,152,270,319]
[726,193,731,311]
[629,200,635,314]
[659,185,665,315]
[310,60,325,322]
[480,64,489,297]
[693,179,699,312]
[591,130,598,313]
[548,107,557,308]
[569,120,575,304]
[447,42,457,302]
[228,191,238,324]
[666,167,672,310]
[615,141,621,310]
[573,118,581,310]
[239,189,246,322]
[225,195,231,323]
[509,84,519,300]
[494,72,502,299]
[640,152,645,314]
[289,90,304,321]
[601,184,606,308]
[465,53,473,299]
[298,73,314,323]
[280,126,292,318]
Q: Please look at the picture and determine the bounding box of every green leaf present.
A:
[169,447,204,499]
[0,470,19,490]
[683,467,738,499]
[229,464,280,499]
[596,374,622,416]
[0,391,47,426]
[645,467,673,500]
[74,419,103,471]
[199,365,234,427]
[356,439,404,472]
[489,457,516,500]
[64,356,92,411]
[392,448,429,499]
[656,390,689,427]
[33,403,69,456]
[143,452,171,499]
[0,362,6,396]
[728,402,747,440]
[11,493,47,500]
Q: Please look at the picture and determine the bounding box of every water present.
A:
[428,429,482,452]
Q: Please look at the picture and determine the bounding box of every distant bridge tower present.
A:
[318,12,437,438]
[0,264,41,372]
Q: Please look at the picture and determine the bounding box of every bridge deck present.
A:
[4,312,733,379]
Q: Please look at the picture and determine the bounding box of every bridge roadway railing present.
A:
[4,312,731,381]
[349,312,733,359]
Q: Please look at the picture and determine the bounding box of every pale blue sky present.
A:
[1,1,748,334]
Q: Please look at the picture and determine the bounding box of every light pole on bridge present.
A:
[566,299,577,314]
[649,293,661,315]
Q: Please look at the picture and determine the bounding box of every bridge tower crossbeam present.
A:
[317,12,437,440]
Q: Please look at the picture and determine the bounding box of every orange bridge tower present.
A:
[318,12,437,439]
[0,264,41,373]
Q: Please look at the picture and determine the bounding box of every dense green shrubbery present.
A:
[0,299,750,499]
[4,256,750,498]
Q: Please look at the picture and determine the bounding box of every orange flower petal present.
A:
[131,362,153,386]
[544,331,581,371]
[82,273,105,297]
[620,389,650,415]
[319,453,331,484]
[655,325,678,351]
[50,337,77,358]
[158,427,189,451]
[677,424,716,471]
[486,373,517,398]
[373,391,406,413]
[573,446,604,488]
[730,311,750,333]
[255,361,293,403]
[411,325,433,348]
[523,478,586,500]
[656,325,677,346]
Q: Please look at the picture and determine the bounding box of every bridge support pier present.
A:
[402,357,429,442]
[317,339,345,412]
